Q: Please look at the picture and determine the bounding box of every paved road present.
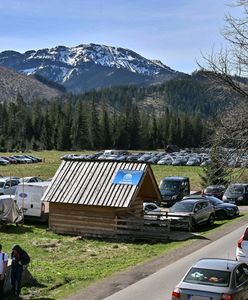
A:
[104,224,247,300]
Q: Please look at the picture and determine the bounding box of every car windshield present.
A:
[170,201,194,213]
[226,185,244,195]
[183,267,231,287]
[208,197,223,205]
[160,180,181,191]
[205,187,222,193]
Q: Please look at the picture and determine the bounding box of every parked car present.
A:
[157,156,173,165]
[203,184,226,199]
[19,177,43,183]
[222,183,248,205]
[11,155,27,164]
[172,156,187,166]
[0,177,20,195]
[186,158,201,166]
[169,199,215,231]
[0,157,10,165]
[26,154,42,162]
[172,258,248,299]
[159,176,190,206]
[0,156,17,164]
[143,202,161,221]
[184,195,239,219]
[236,226,248,263]
[205,195,239,219]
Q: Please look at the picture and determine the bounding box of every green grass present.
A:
[0,151,246,298]
[3,214,244,300]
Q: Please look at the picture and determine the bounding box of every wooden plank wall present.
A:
[49,202,172,241]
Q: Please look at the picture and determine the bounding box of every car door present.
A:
[193,202,205,224]
[234,264,248,299]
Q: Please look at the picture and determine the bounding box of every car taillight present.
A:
[237,234,244,249]
[221,294,233,300]
[171,287,181,298]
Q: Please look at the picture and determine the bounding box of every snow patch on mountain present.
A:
[18,43,174,77]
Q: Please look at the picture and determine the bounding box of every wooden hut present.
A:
[42,159,163,239]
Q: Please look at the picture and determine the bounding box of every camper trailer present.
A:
[15,181,50,222]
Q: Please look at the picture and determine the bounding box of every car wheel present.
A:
[208,214,215,225]
[189,219,196,232]
[217,211,227,220]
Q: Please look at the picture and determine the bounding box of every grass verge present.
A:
[1,214,246,299]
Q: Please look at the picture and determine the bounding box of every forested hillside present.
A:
[0,71,239,151]
[0,94,206,151]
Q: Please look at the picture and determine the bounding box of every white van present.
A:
[15,181,50,222]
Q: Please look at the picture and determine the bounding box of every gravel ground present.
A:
[66,208,248,300]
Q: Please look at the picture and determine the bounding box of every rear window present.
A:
[183,267,231,287]
[226,185,244,195]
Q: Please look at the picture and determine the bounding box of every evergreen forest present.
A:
[1,72,238,151]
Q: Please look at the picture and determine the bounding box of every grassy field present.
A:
[0,151,246,298]
[1,217,243,299]
[0,150,204,190]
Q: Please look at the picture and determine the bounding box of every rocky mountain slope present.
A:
[0,43,183,93]
[0,67,62,102]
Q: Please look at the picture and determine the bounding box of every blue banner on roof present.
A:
[113,170,144,185]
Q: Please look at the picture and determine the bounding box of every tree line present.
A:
[0,93,208,151]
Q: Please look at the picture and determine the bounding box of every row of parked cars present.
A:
[62,149,211,166]
[0,154,42,165]
[144,176,247,232]
[62,148,248,167]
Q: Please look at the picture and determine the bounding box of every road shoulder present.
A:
[67,215,248,300]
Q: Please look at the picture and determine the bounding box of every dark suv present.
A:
[202,185,226,199]
[222,183,248,205]
[159,176,190,206]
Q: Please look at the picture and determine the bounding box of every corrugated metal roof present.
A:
[42,160,150,208]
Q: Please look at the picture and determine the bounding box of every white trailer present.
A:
[15,181,50,222]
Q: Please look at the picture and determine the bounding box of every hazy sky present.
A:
[0,0,243,73]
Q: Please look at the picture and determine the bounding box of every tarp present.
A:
[0,195,23,224]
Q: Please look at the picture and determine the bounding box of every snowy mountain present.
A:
[0,43,182,93]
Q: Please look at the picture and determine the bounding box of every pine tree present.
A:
[90,100,102,149]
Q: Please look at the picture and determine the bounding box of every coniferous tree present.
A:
[90,100,101,149]
[101,104,112,149]
[128,105,141,149]
[72,101,90,150]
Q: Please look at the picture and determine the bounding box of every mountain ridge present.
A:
[0,43,184,93]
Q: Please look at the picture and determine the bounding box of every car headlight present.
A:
[222,195,227,201]
[238,196,244,201]
[172,195,178,200]
[226,208,233,211]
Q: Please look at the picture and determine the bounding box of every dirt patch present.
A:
[66,216,248,300]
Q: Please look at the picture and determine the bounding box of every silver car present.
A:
[172,258,248,299]
[169,199,215,231]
